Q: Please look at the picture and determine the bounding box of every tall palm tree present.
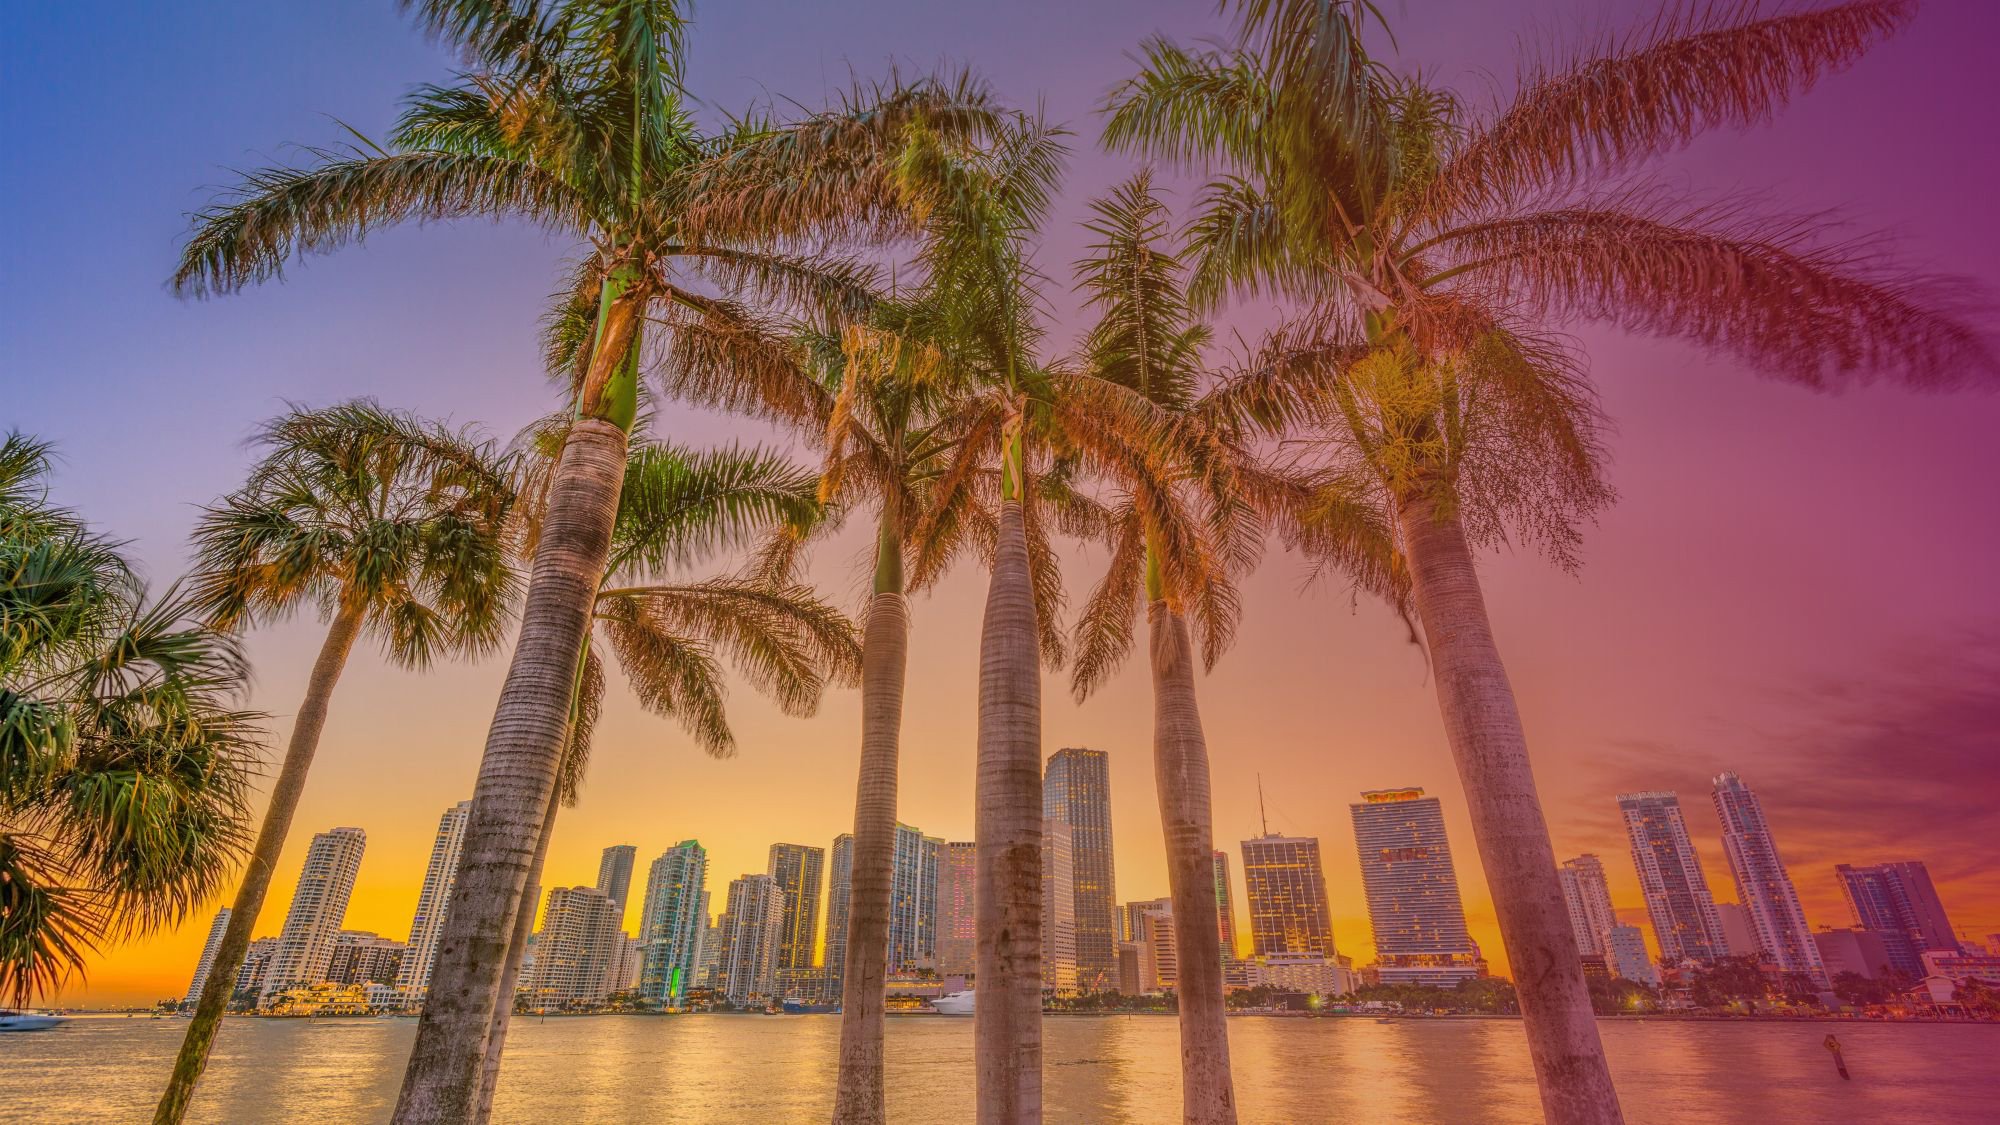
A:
[1106,3,1993,1121]
[474,419,860,1121]
[155,402,514,1125]
[172,4,1003,1116]
[0,434,261,1009]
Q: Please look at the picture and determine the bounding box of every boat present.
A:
[781,999,839,1014]
[932,990,975,1016]
[0,1011,67,1032]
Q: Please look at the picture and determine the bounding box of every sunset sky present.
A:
[6,0,1997,1007]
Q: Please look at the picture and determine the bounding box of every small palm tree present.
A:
[173,3,1004,1115]
[156,402,514,1124]
[1106,3,1993,1120]
[1,433,261,1008]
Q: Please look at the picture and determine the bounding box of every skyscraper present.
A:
[825,834,854,984]
[1350,788,1481,986]
[397,800,471,1003]
[767,843,825,972]
[1836,860,1959,978]
[184,908,232,1006]
[637,840,708,1004]
[525,886,623,1006]
[1557,854,1619,958]
[888,824,941,972]
[1044,747,1117,992]
[935,841,978,976]
[1712,772,1827,985]
[1605,925,1660,987]
[1240,833,1337,960]
[326,931,406,986]
[716,874,786,1005]
[1618,791,1726,964]
[1212,851,1238,962]
[1041,818,1078,994]
[1122,898,1177,992]
[1713,901,1760,958]
[260,826,366,1003]
[596,844,638,916]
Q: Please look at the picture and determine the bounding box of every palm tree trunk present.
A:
[1397,490,1623,1125]
[1148,602,1237,1125]
[391,417,628,1124]
[472,783,562,1124]
[975,497,1042,1125]
[153,601,365,1125]
[829,579,909,1125]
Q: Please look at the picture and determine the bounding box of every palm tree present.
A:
[0,433,261,1009]
[474,419,860,1121]
[172,4,1003,1116]
[1106,3,1993,1120]
[155,402,514,1125]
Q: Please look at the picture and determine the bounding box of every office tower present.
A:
[1557,855,1619,957]
[1122,898,1176,991]
[184,908,232,1006]
[1240,833,1337,959]
[326,931,406,986]
[526,886,623,1006]
[1712,772,1827,985]
[1044,747,1118,991]
[1350,789,1481,986]
[260,827,366,1003]
[1836,861,1960,978]
[396,800,472,1002]
[825,834,854,984]
[716,874,786,1005]
[637,840,708,1004]
[935,841,978,976]
[1212,851,1239,962]
[767,843,826,972]
[697,912,721,989]
[1041,818,1078,994]
[596,844,638,915]
[1713,902,1759,958]
[888,825,941,972]
[1605,925,1660,987]
[1618,791,1726,964]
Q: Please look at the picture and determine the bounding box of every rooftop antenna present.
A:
[1258,773,1270,837]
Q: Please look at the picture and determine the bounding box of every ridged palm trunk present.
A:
[391,417,629,1124]
[1397,490,1623,1125]
[1147,600,1237,1125]
[975,496,1043,1125]
[830,508,910,1123]
[153,603,366,1125]
[472,783,563,1124]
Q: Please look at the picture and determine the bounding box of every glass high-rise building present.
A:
[767,843,825,972]
[184,908,232,1006]
[1041,818,1078,994]
[261,826,366,1004]
[716,874,786,1005]
[397,801,471,1004]
[1350,788,1480,986]
[1618,791,1726,964]
[1557,854,1619,958]
[526,886,622,1006]
[596,844,637,916]
[1836,860,1959,978]
[888,825,942,972]
[1712,772,1827,985]
[1240,833,1337,960]
[1044,747,1118,992]
[1212,851,1238,962]
[936,841,978,976]
[825,834,854,984]
[637,840,708,1004]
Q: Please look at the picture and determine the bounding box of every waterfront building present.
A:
[1713,902,1760,958]
[696,912,720,990]
[1557,855,1619,958]
[1240,833,1337,960]
[1351,789,1481,986]
[1919,949,2000,986]
[1044,747,1118,992]
[235,937,282,1001]
[396,800,471,1003]
[1042,818,1078,994]
[716,874,787,1005]
[1605,924,1660,987]
[1122,898,1177,992]
[1814,928,1895,980]
[1712,772,1827,985]
[184,908,231,1006]
[260,826,366,1004]
[888,824,942,972]
[935,841,978,976]
[596,844,638,915]
[526,886,623,1006]
[1836,861,1959,978]
[326,931,406,986]
[1212,851,1239,963]
[1251,953,1356,997]
[825,834,853,984]
[636,840,708,1005]
[767,842,825,972]
[608,934,645,994]
[1618,791,1727,964]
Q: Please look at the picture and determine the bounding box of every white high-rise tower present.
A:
[183,908,232,1006]
[1712,772,1828,986]
[260,827,366,1004]
[396,800,472,1004]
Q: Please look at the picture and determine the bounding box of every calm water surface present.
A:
[2,1014,1993,1123]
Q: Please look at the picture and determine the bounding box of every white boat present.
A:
[0,1011,67,1032]
[932,991,974,1016]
